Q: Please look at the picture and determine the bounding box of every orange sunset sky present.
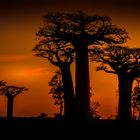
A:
[0,0,140,119]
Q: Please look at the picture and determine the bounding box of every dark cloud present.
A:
[0,0,140,22]
[1,0,140,11]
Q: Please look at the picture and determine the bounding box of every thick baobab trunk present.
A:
[7,97,14,118]
[75,44,90,123]
[61,64,75,120]
[118,75,133,122]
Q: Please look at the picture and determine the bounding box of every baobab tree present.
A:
[49,70,64,115]
[34,11,128,122]
[33,41,75,120]
[0,85,28,118]
[91,45,140,122]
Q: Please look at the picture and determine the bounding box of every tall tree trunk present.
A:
[61,64,75,120]
[75,44,90,123]
[118,75,133,122]
[7,97,14,118]
[60,101,63,115]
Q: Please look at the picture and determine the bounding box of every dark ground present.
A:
[0,117,139,138]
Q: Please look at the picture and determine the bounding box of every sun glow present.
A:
[15,67,51,76]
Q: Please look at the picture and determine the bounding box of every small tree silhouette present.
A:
[0,81,6,114]
[89,89,101,119]
[0,80,6,88]
[34,11,128,122]
[92,45,140,122]
[49,70,64,115]
[132,78,140,120]
[90,102,101,120]
[0,85,28,118]
[38,112,48,118]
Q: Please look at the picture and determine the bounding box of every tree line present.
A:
[0,11,140,124]
[33,10,140,124]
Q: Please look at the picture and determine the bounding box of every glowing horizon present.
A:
[0,0,140,119]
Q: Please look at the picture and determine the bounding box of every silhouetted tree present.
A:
[38,112,48,118]
[49,70,64,115]
[33,41,75,120]
[0,80,6,89]
[90,101,101,120]
[34,11,128,122]
[132,78,140,120]
[0,85,28,118]
[89,88,100,119]
[0,81,6,114]
[92,46,140,122]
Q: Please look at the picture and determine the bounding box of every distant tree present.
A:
[0,81,6,113]
[132,78,140,120]
[34,11,128,122]
[0,85,28,118]
[38,112,48,118]
[90,101,101,120]
[0,80,6,89]
[89,88,100,119]
[92,46,140,122]
[49,70,64,115]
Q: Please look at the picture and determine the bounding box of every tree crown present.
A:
[91,46,140,78]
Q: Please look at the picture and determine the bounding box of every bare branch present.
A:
[96,65,116,74]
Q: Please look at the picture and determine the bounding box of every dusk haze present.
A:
[0,1,140,132]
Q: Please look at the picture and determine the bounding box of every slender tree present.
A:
[34,11,128,122]
[49,70,64,115]
[90,101,101,120]
[89,88,101,119]
[0,85,28,118]
[132,78,140,120]
[33,41,75,120]
[91,45,140,122]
